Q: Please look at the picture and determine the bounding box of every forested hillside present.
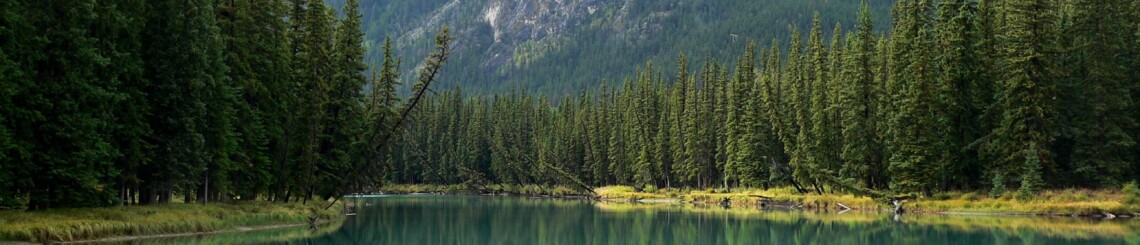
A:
[0,0,451,210]
[324,0,895,96]
[2,0,1138,211]
[388,0,1140,197]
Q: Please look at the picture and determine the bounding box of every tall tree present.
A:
[140,0,230,204]
[988,0,1058,194]
[838,4,884,188]
[1064,0,1136,187]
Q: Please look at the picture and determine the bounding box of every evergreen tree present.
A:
[1064,0,1136,187]
[988,0,1058,194]
[141,0,230,204]
[839,4,883,188]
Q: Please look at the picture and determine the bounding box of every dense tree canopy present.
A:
[2,0,1138,209]
[384,0,1139,197]
[0,0,447,209]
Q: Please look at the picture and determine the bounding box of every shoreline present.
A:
[377,184,1140,218]
[61,223,307,244]
[3,185,1135,243]
[0,201,344,243]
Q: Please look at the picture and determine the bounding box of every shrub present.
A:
[1122,181,1139,207]
[643,185,658,193]
[990,173,1006,199]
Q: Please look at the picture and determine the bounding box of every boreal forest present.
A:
[2,0,1140,210]
[387,0,1140,198]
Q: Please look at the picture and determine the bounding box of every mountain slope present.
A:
[326,0,894,96]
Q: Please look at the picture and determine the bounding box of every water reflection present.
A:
[275,196,1139,245]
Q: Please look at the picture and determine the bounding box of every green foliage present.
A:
[3,0,1138,211]
[1122,182,1140,207]
[0,0,400,208]
[990,172,1006,199]
[1017,144,1044,200]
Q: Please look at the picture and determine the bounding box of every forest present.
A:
[388,0,1140,198]
[0,0,451,210]
[1,0,1139,210]
[323,0,897,96]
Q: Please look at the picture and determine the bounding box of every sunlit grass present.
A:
[0,201,342,243]
[593,202,1140,240]
[910,189,1134,214]
[378,184,1139,215]
[594,185,1140,215]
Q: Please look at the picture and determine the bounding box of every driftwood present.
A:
[837,202,851,211]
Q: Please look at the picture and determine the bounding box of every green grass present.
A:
[0,200,342,243]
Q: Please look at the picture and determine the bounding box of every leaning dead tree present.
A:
[320,27,453,212]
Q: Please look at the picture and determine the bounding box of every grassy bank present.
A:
[594,202,1140,240]
[379,184,591,197]
[374,184,1139,215]
[594,185,1140,215]
[0,201,342,243]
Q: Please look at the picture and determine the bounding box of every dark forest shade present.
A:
[2,0,1139,209]
[0,0,395,209]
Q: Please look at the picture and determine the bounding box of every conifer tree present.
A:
[839,4,883,188]
[1065,0,1136,187]
[989,0,1058,194]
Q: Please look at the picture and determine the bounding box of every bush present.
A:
[643,185,658,193]
[1122,181,1139,206]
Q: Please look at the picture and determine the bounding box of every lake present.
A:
[102,195,1140,244]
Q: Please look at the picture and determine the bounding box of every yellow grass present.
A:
[594,201,1140,240]
[0,200,342,243]
[594,185,1140,215]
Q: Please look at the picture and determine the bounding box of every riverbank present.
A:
[0,201,343,243]
[595,185,1140,217]
[377,184,1139,217]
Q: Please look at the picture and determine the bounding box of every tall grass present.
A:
[0,201,341,243]
[594,185,1138,215]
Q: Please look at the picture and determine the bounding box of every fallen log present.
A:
[837,203,851,211]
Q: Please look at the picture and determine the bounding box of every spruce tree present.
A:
[989,0,1058,194]
[1065,0,1136,187]
[839,4,883,188]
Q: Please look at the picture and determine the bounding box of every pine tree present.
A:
[934,0,986,190]
[786,26,816,193]
[0,0,22,208]
[724,43,757,188]
[759,40,793,186]
[839,4,883,188]
[669,54,689,188]
[318,0,369,197]
[989,0,1058,194]
[1065,0,1136,187]
[886,0,946,194]
[140,0,230,204]
[807,14,841,188]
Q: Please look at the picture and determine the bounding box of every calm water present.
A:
[106,195,1140,245]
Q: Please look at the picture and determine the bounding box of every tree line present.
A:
[0,0,452,210]
[390,0,1140,198]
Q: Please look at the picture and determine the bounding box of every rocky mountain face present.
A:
[330,0,894,95]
